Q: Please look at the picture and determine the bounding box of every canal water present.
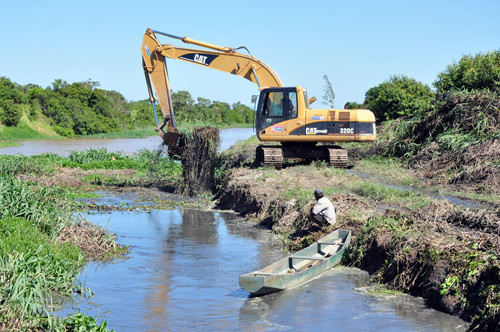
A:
[2,129,468,330]
[56,195,467,331]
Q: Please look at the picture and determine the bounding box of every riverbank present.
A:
[0,148,176,330]
[214,141,499,331]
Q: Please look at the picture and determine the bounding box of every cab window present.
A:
[262,92,284,117]
[303,91,310,109]
[289,92,298,119]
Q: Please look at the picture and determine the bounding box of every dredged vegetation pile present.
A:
[392,90,500,194]
[177,126,220,196]
[349,90,500,196]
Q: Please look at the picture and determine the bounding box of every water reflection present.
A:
[180,209,218,244]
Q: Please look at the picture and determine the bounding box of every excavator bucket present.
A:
[159,130,184,159]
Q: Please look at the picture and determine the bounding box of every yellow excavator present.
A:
[141,28,376,167]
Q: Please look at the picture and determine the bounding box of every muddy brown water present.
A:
[3,129,468,330]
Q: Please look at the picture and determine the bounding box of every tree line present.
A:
[0,78,255,137]
[360,49,500,122]
[322,49,499,121]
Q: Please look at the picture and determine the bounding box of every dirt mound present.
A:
[177,126,220,196]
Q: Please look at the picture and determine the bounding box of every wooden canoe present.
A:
[239,229,351,296]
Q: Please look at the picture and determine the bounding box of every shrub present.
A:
[0,100,22,126]
[364,75,435,122]
[434,49,500,94]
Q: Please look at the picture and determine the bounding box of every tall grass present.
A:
[0,175,78,236]
[0,155,54,177]
[57,147,181,181]
[0,173,114,330]
[0,217,86,330]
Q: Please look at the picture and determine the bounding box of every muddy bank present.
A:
[214,164,499,331]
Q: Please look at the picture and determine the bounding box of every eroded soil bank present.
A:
[214,160,499,331]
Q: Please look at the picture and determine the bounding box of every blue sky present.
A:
[0,0,498,108]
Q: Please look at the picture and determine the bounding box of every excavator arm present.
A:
[141,28,283,155]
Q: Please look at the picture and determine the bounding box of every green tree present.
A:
[345,102,365,109]
[0,76,26,104]
[434,50,500,94]
[364,75,435,122]
[172,90,194,122]
[322,75,335,108]
[0,100,22,126]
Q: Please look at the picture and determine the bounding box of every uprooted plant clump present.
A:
[176,126,220,197]
[57,219,126,261]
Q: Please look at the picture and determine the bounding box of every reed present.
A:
[0,175,78,237]
[0,217,85,330]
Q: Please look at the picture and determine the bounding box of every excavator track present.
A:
[256,145,348,169]
[327,148,348,168]
[256,146,283,169]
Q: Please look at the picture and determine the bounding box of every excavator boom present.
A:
[141,28,283,156]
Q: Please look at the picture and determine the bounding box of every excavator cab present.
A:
[256,87,299,138]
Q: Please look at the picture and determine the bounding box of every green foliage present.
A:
[134,148,182,180]
[0,76,26,104]
[0,99,22,126]
[0,77,254,140]
[167,90,254,126]
[0,217,85,327]
[345,102,365,109]
[0,175,78,237]
[59,313,113,332]
[0,154,54,177]
[434,49,500,93]
[364,75,435,122]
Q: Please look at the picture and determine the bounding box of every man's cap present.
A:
[314,189,323,196]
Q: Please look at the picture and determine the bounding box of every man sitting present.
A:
[309,189,336,226]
